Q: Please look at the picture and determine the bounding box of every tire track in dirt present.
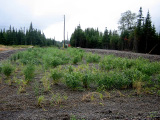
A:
[0,49,27,61]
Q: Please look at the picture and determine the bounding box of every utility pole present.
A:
[63,15,65,48]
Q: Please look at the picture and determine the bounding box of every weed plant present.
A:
[86,53,101,63]
[3,47,160,94]
[65,72,82,90]
[2,62,14,78]
[73,55,80,64]
[37,95,45,107]
[68,65,74,73]
[41,73,51,92]
[51,69,63,84]
[23,65,35,82]
[50,93,68,105]
[97,71,131,89]
[18,79,27,93]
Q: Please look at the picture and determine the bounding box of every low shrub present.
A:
[51,69,63,84]
[98,71,130,89]
[65,72,82,90]
[82,74,90,89]
[123,68,150,83]
[2,62,14,78]
[24,65,35,82]
[51,57,63,67]
[44,56,63,68]
[68,65,74,73]
[86,53,101,63]
[73,55,80,64]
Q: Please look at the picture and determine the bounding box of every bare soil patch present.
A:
[0,48,160,120]
[0,49,26,61]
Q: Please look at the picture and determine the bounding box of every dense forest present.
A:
[0,23,57,47]
[0,7,160,54]
[70,7,160,55]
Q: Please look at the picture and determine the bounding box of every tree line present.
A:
[0,22,57,46]
[70,7,160,55]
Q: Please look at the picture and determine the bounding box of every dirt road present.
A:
[0,49,26,61]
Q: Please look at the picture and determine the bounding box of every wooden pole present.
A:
[63,15,65,48]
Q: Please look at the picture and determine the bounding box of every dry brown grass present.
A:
[0,48,8,51]
[0,45,15,52]
[133,81,144,95]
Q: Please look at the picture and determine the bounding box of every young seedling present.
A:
[23,65,35,82]
[50,93,68,106]
[41,73,51,92]
[38,95,45,107]
[18,79,27,93]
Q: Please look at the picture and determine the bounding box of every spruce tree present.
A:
[102,27,109,49]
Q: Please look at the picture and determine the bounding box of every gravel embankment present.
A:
[82,48,160,62]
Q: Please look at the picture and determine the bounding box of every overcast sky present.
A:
[0,0,160,41]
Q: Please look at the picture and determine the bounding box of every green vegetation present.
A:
[70,7,160,55]
[2,62,14,78]
[23,64,35,82]
[50,93,68,105]
[0,23,57,47]
[51,69,63,85]
[37,95,45,107]
[0,47,160,103]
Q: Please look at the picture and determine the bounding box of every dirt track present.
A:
[0,49,26,61]
[82,48,160,62]
[0,48,160,120]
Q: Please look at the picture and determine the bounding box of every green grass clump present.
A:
[97,71,130,89]
[73,55,81,64]
[51,69,63,84]
[37,95,45,107]
[65,72,82,90]
[86,53,101,63]
[50,57,63,67]
[24,65,35,82]
[2,62,14,78]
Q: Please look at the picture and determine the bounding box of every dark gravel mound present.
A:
[82,48,160,62]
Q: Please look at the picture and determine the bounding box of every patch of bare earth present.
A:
[0,48,160,120]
